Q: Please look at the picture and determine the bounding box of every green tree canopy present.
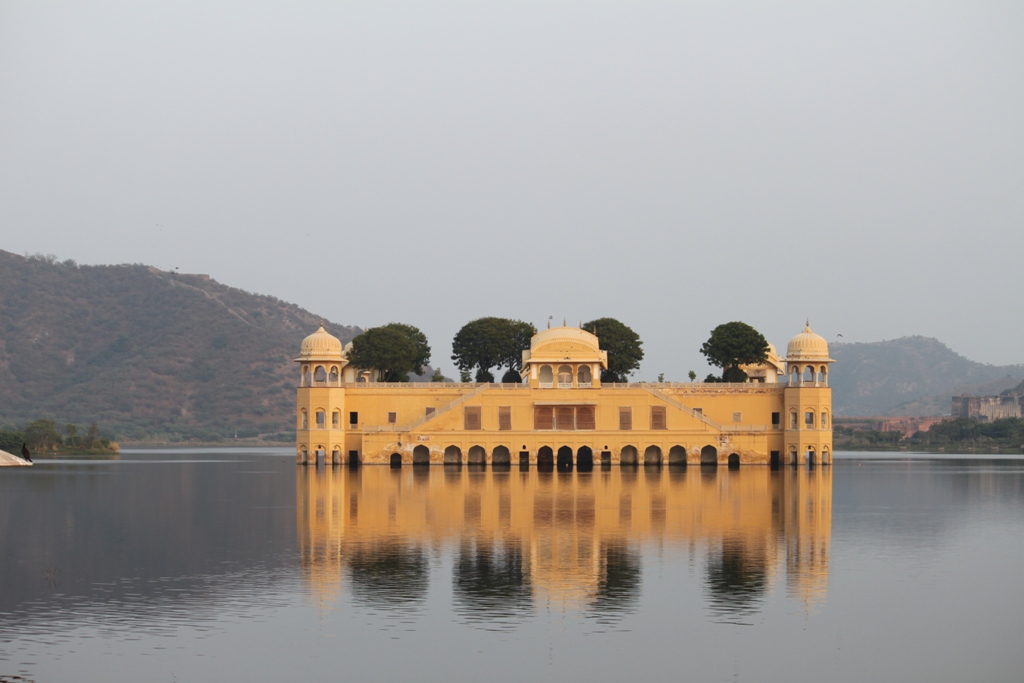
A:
[700,321,769,382]
[452,317,535,382]
[347,326,419,382]
[582,318,644,383]
[378,322,431,376]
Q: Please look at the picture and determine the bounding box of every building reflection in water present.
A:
[297,464,831,624]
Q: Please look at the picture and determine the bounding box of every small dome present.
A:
[298,322,344,360]
[786,322,830,360]
[530,326,600,352]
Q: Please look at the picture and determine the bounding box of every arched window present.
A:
[805,410,815,428]
[329,366,339,384]
[332,410,340,428]
[790,367,799,384]
[539,365,554,388]
[300,409,308,429]
[819,366,828,386]
[314,366,327,385]
[301,366,309,386]
[821,411,829,429]
[803,366,814,383]
[790,410,798,429]
[316,410,326,429]
[577,365,592,387]
[557,365,573,388]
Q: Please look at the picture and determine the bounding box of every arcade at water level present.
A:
[294,323,833,467]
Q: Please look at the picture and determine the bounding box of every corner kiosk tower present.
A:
[295,323,833,467]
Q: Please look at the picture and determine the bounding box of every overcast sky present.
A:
[1,1,1021,380]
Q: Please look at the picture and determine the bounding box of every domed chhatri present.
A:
[297,322,344,361]
[786,322,831,361]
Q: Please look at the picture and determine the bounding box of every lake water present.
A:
[2,449,1023,682]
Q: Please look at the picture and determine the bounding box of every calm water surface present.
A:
[1,449,1023,682]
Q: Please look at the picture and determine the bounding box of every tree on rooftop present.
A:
[452,317,534,383]
[379,322,431,376]
[347,326,419,382]
[700,321,769,383]
[582,318,644,383]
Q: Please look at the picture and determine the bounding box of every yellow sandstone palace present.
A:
[295,323,833,467]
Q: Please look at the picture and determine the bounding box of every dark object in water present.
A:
[20,443,32,463]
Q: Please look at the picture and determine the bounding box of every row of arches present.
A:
[300,364,343,387]
[789,409,831,430]
[789,365,829,387]
[388,444,733,469]
[299,408,342,430]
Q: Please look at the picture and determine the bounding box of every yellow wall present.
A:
[297,381,832,466]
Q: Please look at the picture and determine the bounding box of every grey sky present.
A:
[2,1,1021,380]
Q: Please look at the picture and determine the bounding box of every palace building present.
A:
[294,323,833,468]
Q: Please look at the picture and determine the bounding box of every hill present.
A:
[830,336,1024,416]
[0,251,360,441]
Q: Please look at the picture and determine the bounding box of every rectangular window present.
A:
[425,406,435,417]
[464,406,482,430]
[805,411,815,427]
[790,411,798,429]
[316,411,325,427]
[349,411,358,425]
[651,406,667,430]
[821,412,829,428]
[555,406,575,430]
[619,406,632,430]
[693,407,703,417]
[332,411,340,428]
[771,412,780,430]
[534,405,554,430]
[576,406,595,430]
[387,412,397,424]
[732,412,742,423]
[498,406,512,431]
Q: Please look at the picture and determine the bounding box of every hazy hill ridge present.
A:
[830,337,1024,417]
[0,250,359,440]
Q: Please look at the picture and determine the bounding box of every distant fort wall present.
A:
[952,395,1023,422]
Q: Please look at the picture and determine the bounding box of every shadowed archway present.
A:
[413,445,430,465]
[444,445,463,465]
[700,445,718,466]
[620,445,638,466]
[577,446,594,471]
[557,446,574,471]
[644,445,662,466]
[537,446,554,470]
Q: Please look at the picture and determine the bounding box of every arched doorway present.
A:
[822,447,830,465]
[620,445,638,466]
[727,453,740,469]
[389,452,402,468]
[413,445,430,465]
[557,445,574,471]
[332,449,341,466]
[468,445,486,465]
[444,445,462,465]
[644,445,662,466]
[789,446,798,466]
[700,445,718,466]
[807,448,817,467]
[769,451,780,469]
[668,445,686,466]
[577,446,594,471]
[537,446,554,469]
[492,445,511,465]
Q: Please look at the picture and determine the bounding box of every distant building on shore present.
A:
[952,395,1024,422]
[836,416,947,438]
[294,323,834,468]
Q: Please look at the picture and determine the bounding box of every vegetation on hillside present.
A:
[0,250,360,441]
[0,419,118,455]
[830,337,1024,416]
[835,418,1024,452]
